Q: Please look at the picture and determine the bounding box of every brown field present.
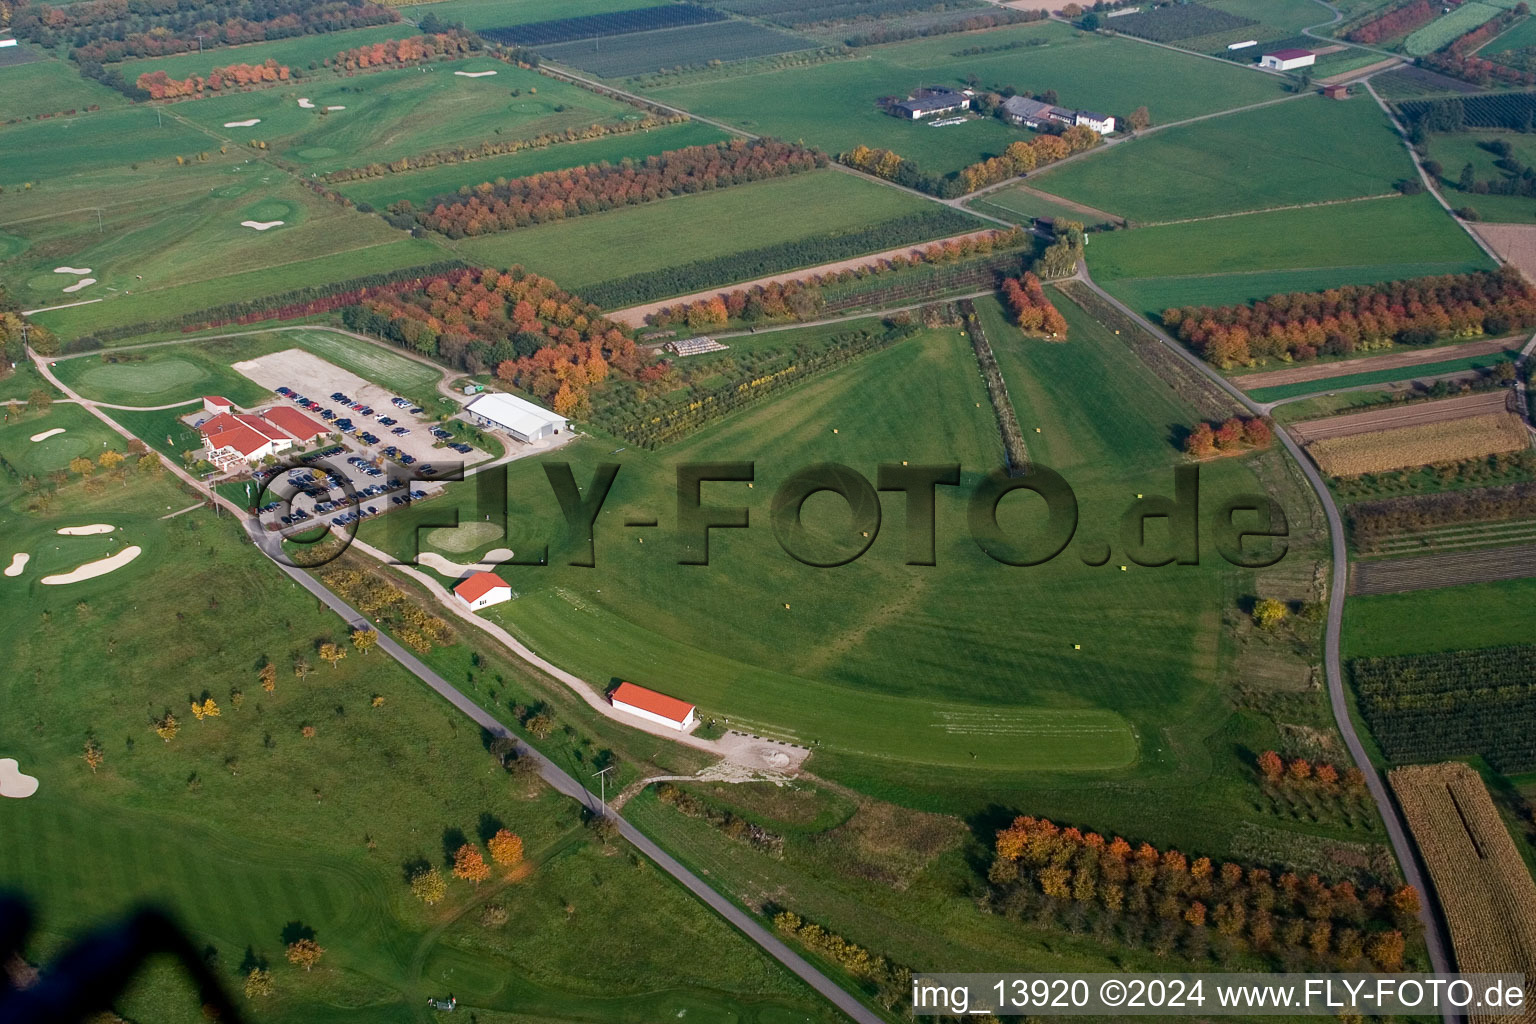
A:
[1351,542,1536,594]
[1389,763,1536,1024]
[1472,223,1536,283]
[1289,390,1513,443]
[1236,337,1518,392]
[1308,412,1528,475]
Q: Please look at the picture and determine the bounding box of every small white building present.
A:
[610,681,697,732]
[453,571,512,611]
[465,392,568,444]
[1260,48,1315,71]
[203,395,235,416]
[1074,110,1116,135]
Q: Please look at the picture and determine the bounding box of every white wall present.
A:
[612,700,696,732]
[462,588,511,611]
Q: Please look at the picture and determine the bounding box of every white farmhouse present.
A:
[1074,110,1116,134]
[465,392,568,444]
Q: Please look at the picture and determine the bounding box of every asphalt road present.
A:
[1070,270,1459,994]
[245,526,886,1024]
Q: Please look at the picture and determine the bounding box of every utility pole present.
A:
[591,764,614,811]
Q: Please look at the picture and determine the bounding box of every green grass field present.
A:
[1427,131,1536,223]
[1481,10,1536,52]
[1343,576,1536,657]
[967,185,1121,227]
[0,444,840,1022]
[1089,194,1495,315]
[1027,95,1416,223]
[171,60,641,175]
[0,106,213,185]
[114,23,422,81]
[398,0,658,31]
[452,168,971,293]
[0,59,128,121]
[332,118,730,209]
[648,21,1288,176]
[1248,347,1519,402]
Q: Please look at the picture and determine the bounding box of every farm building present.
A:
[609,681,697,732]
[453,571,512,611]
[1074,110,1116,134]
[466,392,568,444]
[667,336,729,357]
[198,412,294,469]
[1323,83,1349,100]
[203,396,235,416]
[1001,96,1056,127]
[892,87,969,120]
[1260,48,1315,70]
[260,404,330,443]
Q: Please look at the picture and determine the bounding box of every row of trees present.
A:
[342,266,641,412]
[135,58,289,99]
[13,0,399,63]
[1345,0,1436,44]
[325,114,687,185]
[990,815,1418,970]
[318,567,455,655]
[1182,415,1272,457]
[417,139,826,238]
[410,829,525,905]
[840,124,1100,198]
[643,228,1024,328]
[1000,272,1068,337]
[1421,50,1536,87]
[327,29,473,71]
[1164,268,1536,367]
[842,7,1044,46]
[1347,475,1536,548]
[1257,750,1367,790]
[1445,2,1527,57]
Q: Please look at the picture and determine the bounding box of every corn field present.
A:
[1389,763,1536,1024]
[1308,413,1528,476]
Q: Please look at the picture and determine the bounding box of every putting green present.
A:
[26,432,91,473]
[210,184,249,199]
[0,231,26,261]
[74,357,208,400]
[294,146,339,161]
[426,521,504,553]
[239,198,298,224]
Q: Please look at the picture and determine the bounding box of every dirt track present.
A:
[1289,390,1512,443]
[1351,541,1536,594]
[1237,336,1518,391]
[1317,57,1402,86]
[606,229,1004,327]
[1472,222,1536,281]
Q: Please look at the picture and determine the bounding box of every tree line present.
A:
[579,207,979,309]
[1163,268,1536,367]
[1183,415,1272,458]
[12,0,399,63]
[328,29,475,71]
[842,7,1044,46]
[642,228,1024,328]
[1345,0,1436,44]
[136,58,290,99]
[840,122,1099,198]
[1000,272,1068,337]
[988,815,1419,969]
[1347,474,1536,548]
[416,138,827,238]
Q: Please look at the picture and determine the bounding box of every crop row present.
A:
[1102,3,1256,43]
[480,3,725,47]
[1400,91,1536,132]
[1309,413,1528,476]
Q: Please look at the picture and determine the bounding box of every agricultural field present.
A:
[647,21,1288,177]
[1425,131,1536,223]
[167,60,641,176]
[332,119,729,209]
[1289,391,1515,443]
[1090,194,1496,316]
[1238,335,1519,393]
[113,23,421,82]
[1352,541,1536,594]
[479,2,726,46]
[1027,95,1415,223]
[1346,574,1536,657]
[1101,2,1257,45]
[1390,762,1536,1010]
[535,20,816,77]
[0,58,127,122]
[399,0,661,31]
[1180,0,1340,52]
[451,168,973,295]
[1305,410,1527,475]
[1404,1,1506,55]
[708,0,985,29]
[0,442,838,1023]
[1400,90,1536,131]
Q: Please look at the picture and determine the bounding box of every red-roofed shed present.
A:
[610,681,697,732]
[454,571,511,611]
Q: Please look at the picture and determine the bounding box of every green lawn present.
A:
[1343,576,1536,657]
[333,118,730,209]
[1027,95,1416,223]
[0,458,841,1022]
[967,185,1122,227]
[648,21,1288,176]
[0,59,128,121]
[170,60,641,176]
[1089,194,1495,315]
[451,168,970,293]
[0,105,212,184]
[1248,347,1520,402]
[1428,131,1536,223]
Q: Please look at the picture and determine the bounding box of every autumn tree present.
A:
[351,628,377,656]
[27,389,52,415]
[1128,106,1152,131]
[285,938,324,972]
[243,967,273,999]
[1184,422,1217,457]
[1254,598,1288,630]
[98,449,124,470]
[452,843,491,885]
[487,829,524,868]
[318,642,346,670]
[1257,750,1285,781]
[259,662,277,693]
[525,712,555,739]
[293,655,311,680]
[83,737,104,773]
[154,712,179,743]
[68,456,94,478]
[411,867,447,905]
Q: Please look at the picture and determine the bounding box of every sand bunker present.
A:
[0,759,38,799]
[30,428,65,442]
[4,553,28,577]
[297,97,315,108]
[454,70,497,78]
[62,277,96,293]
[57,524,114,536]
[41,545,142,585]
[224,118,261,128]
[326,105,345,111]
[417,548,514,579]
[54,266,92,275]
[241,220,284,231]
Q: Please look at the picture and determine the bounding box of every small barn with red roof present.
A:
[203,396,235,415]
[454,571,512,611]
[609,681,697,732]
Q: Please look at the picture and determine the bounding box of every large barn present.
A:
[609,682,697,732]
[465,392,568,444]
[1260,48,1315,70]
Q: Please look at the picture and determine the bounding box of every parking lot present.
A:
[247,446,442,534]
